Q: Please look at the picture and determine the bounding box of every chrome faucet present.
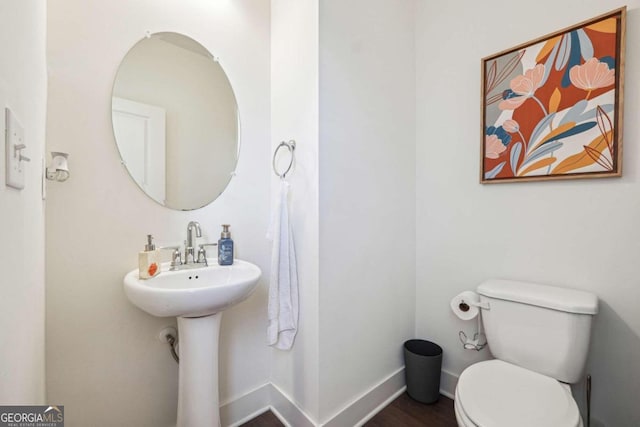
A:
[185,221,202,264]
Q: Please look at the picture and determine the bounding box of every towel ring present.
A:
[273,140,296,178]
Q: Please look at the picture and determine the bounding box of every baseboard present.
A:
[351,386,407,427]
[220,368,457,427]
[321,367,406,427]
[440,369,459,400]
[220,383,270,427]
[269,383,317,427]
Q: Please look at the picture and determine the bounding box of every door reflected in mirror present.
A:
[112,32,239,210]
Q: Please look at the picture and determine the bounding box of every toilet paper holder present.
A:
[455,297,488,351]
[459,330,487,351]
[458,300,490,312]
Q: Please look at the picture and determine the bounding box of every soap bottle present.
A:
[139,234,160,279]
[218,224,234,265]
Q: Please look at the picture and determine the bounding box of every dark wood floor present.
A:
[240,393,457,426]
[240,409,283,427]
[364,393,457,427]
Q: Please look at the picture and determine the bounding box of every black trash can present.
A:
[403,339,442,404]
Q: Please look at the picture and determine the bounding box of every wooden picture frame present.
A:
[480,7,626,183]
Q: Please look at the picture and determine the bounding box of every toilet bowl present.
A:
[454,360,582,427]
[453,280,597,427]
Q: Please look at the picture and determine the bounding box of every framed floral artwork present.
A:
[481,7,626,183]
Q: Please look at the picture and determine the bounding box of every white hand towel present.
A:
[267,180,299,350]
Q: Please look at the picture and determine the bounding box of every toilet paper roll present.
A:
[450,291,481,320]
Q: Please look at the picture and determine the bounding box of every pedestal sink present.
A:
[123,259,261,427]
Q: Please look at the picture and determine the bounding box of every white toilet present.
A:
[454,279,598,427]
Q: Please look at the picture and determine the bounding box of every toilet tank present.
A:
[477,279,598,384]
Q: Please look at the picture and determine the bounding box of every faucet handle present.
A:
[197,243,218,265]
[158,246,182,268]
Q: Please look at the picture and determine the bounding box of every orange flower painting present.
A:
[481,8,625,183]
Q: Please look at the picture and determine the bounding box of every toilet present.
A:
[454,279,598,427]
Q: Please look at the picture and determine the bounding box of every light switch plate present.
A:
[5,108,26,189]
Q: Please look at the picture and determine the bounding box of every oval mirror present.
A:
[111,32,239,210]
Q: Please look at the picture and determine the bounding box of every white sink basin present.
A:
[123,259,261,317]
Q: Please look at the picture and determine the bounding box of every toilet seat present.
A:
[455,360,582,427]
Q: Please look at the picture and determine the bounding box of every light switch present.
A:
[5,108,28,190]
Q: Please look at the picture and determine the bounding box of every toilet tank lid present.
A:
[477,279,598,315]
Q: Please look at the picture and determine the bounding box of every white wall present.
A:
[318,0,416,422]
[270,0,321,422]
[271,1,417,423]
[0,0,47,404]
[416,1,640,426]
[45,1,271,426]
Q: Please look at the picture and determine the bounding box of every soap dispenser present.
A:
[139,234,160,279]
[218,224,234,265]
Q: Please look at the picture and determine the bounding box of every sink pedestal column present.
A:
[177,313,222,427]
